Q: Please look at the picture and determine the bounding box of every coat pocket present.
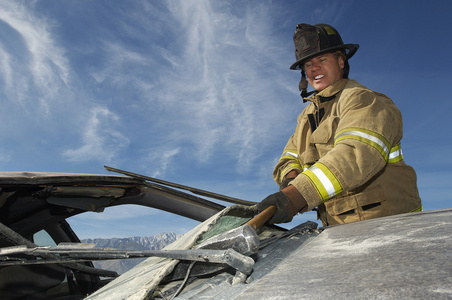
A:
[310,117,334,144]
[324,185,386,224]
[355,185,387,219]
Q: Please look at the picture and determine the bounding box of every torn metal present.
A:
[0,244,255,275]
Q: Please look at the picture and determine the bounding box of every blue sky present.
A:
[0,0,450,239]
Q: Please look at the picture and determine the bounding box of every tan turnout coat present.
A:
[273,79,422,226]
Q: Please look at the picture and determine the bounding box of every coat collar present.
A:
[304,78,349,104]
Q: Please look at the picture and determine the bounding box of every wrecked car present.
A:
[0,169,451,299]
[0,169,226,299]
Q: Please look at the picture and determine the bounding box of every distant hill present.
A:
[81,232,182,274]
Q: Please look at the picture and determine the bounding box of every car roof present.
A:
[0,171,225,238]
[86,208,452,299]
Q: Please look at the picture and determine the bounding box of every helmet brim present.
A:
[290,43,359,70]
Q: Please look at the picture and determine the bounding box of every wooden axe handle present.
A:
[245,205,277,230]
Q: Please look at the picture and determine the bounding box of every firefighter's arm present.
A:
[279,170,299,190]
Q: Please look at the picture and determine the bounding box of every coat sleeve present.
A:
[290,86,404,211]
[272,136,303,185]
[272,114,306,185]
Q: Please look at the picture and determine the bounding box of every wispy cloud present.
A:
[0,1,70,114]
[62,107,129,163]
[145,147,181,178]
[89,41,152,85]
[0,150,11,163]
[51,0,297,176]
[140,0,297,174]
[0,0,297,177]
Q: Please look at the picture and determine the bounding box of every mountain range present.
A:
[81,232,182,275]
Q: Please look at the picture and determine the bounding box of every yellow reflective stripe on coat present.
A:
[388,143,403,163]
[335,127,391,161]
[280,163,303,182]
[302,164,313,172]
[302,162,343,202]
[335,128,405,164]
[279,150,302,182]
[411,205,423,212]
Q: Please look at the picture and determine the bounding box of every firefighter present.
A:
[257,23,422,226]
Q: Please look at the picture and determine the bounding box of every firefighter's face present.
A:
[304,53,344,91]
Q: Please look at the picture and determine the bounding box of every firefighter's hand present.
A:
[256,191,293,224]
[257,186,308,224]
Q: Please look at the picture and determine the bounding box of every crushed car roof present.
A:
[1,171,451,299]
[86,208,452,299]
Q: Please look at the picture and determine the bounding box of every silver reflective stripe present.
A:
[389,147,402,160]
[282,151,298,159]
[309,165,336,199]
[336,130,390,156]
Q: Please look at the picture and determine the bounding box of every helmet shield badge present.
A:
[293,25,319,64]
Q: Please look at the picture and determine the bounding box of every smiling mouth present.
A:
[314,75,325,80]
